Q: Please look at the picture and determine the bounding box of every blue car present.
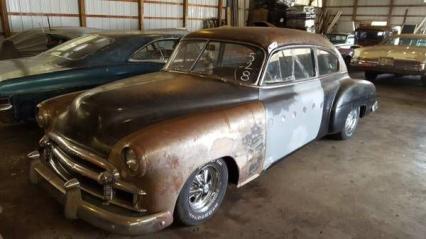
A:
[0,30,185,124]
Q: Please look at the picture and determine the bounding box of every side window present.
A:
[317,49,339,75]
[155,40,177,59]
[264,48,315,84]
[130,39,177,62]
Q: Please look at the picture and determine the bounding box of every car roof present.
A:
[392,34,426,39]
[184,27,334,52]
[96,29,188,38]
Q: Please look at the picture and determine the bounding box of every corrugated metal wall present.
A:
[85,0,138,30]
[2,0,252,34]
[144,0,183,29]
[6,0,80,32]
[326,0,426,26]
[188,0,218,31]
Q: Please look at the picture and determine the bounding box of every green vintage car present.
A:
[0,30,185,124]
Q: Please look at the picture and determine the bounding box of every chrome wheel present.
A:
[344,108,359,137]
[188,165,220,213]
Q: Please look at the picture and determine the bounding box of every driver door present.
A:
[260,47,325,169]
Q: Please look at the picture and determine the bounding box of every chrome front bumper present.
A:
[29,154,173,235]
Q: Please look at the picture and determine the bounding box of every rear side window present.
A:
[317,49,339,75]
[130,39,177,62]
[264,48,315,84]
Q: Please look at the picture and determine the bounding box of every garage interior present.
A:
[0,0,425,238]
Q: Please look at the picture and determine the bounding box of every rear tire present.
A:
[175,159,228,226]
[335,107,360,140]
[365,71,378,81]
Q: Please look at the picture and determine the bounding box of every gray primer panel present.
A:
[261,79,325,169]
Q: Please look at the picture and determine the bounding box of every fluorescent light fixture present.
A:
[371,21,388,26]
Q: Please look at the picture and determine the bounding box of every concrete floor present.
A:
[0,72,425,239]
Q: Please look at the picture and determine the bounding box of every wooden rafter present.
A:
[217,0,223,25]
[402,8,408,26]
[78,0,86,27]
[352,0,358,22]
[183,0,188,28]
[138,0,144,30]
[0,0,10,36]
[387,0,394,25]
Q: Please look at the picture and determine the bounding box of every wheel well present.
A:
[359,105,367,118]
[222,156,239,185]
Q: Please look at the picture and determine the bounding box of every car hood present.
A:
[51,71,259,156]
[0,55,68,82]
[357,45,426,62]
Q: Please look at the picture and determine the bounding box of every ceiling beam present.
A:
[0,0,10,36]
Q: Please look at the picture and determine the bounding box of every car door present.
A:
[259,47,325,169]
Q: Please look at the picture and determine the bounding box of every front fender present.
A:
[329,78,376,134]
[108,101,266,213]
[37,90,84,129]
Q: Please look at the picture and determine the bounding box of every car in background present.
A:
[0,30,186,124]
[351,34,426,86]
[0,27,100,60]
[326,33,355,65]
[354,25,394,47]
[29,27,377,235]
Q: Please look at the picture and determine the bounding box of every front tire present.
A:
[365,71,378,81]
[175,159,228,226]
[335,107,360,140]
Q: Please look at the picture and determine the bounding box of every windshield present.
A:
[166,40,264,84]
[45,34,114,61]
[326,34,348,44]
[383,37,426,47]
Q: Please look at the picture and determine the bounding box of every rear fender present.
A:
[329,78,376,134]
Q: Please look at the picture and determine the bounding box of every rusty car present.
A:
[29,27,378,234]
[351,34,426,86]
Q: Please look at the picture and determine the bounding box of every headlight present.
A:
[123,147,138,172]
[36,108,49,128]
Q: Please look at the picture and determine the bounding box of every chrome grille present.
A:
[41,134,146,213]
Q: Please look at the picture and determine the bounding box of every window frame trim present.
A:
[164,38,267,86]
[315,47,340,77]
[259,45,342,88]
[260,45,318,87]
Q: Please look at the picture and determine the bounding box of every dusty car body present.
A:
[29,27,378,234]
[351,34,426,85]
[326,33,355,65]
[0,31,185,123]
[0,27,100,60]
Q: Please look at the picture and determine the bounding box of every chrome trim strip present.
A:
[52,146,101,182]
[49,132,115,171]
[48,154,147,213]
[0,104,12,111]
